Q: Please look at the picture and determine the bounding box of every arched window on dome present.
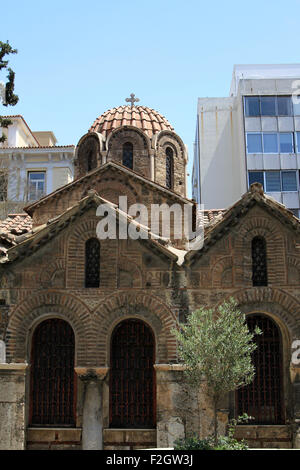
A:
[166,147,174,189]
[85,238,100,288]
[86,149,97,172]
[252,236,268,286]
[122,142,133,169]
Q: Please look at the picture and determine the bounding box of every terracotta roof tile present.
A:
[0,214,32,236]
[89,105,174,138]
[197,208,227,227]
[0,206,226,254]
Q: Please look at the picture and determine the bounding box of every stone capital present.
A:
[75,367,109,382]
[0,362,28,377]
[0,362,28,371]
[154,363,186,372]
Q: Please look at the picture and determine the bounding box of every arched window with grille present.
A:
[30,319,76,426]
[252,236,268,286]
[85,238,100,288]
[110,319,155,428]
[236,314,284,424]
[166,147,174,189]
[122,142,133,169]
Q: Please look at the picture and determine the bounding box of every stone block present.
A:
[0,367,26,450]
[27,428,81,443]
[27,428,56,442]
[234,425,257,439]
[124,430,156,443]
[104,429,125,443]
[157,417,184,448]
[0,375,25,403]
[234,425,292,448]
[256,426,291,439]
[103,429,156,448]
[0,341,5,363]
[0,402,25,450]
[104,445,131,450]
[261,441,292,449]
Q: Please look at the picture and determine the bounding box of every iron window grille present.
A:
[29,319,76,427]
[85,238,100,288]
[252,236,268,287]
[166,147,173,189]
[236,315,284,425]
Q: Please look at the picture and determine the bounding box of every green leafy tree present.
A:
[0,41,18,143]
[172,298,261,446]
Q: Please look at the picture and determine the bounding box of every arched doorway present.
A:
[29,318,76,426]
[110,319,155,428]
[236,314,284,424]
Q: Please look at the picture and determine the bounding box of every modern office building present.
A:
[192,64,300,216]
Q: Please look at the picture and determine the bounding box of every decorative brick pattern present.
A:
[76,134,102,178]
[117,257,142,288]
[155,131,187,197]
[211,256,233,287]
[107,127,151,179]
[234,211,286,287]
[6,291,92,364]
[226,287,300,338]
[93,291,177,365]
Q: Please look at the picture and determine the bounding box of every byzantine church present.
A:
[0,98,300,450]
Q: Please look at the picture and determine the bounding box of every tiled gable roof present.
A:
[0,214,32,253]
[0,208,227,252]
[23,161,193,216]
[185,183,300,266]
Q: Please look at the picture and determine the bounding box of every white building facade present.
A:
[0,115,74,217]
[192,64,300,216]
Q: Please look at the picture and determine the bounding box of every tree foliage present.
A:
[172,298,261,444]
[0,40,19,143]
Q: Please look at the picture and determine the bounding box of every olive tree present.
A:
[172,298,261,445]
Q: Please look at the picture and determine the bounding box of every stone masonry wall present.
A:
[1,198,300,448]
[0,365,27,450]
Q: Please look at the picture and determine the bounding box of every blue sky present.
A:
[1,0,300,195]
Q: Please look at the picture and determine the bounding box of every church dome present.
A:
[89,105,174,138]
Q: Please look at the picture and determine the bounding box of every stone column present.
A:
[0,340,5,363]
[292,380,300,449]
[150,153,155,180]
[154,364,186,448]
[290,359,300,448]
[75,367,108,450]
[294,420,300,449]
[101,151,107,165]
[0,363,28,450]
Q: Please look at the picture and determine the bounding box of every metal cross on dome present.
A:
[125,93,140,107]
